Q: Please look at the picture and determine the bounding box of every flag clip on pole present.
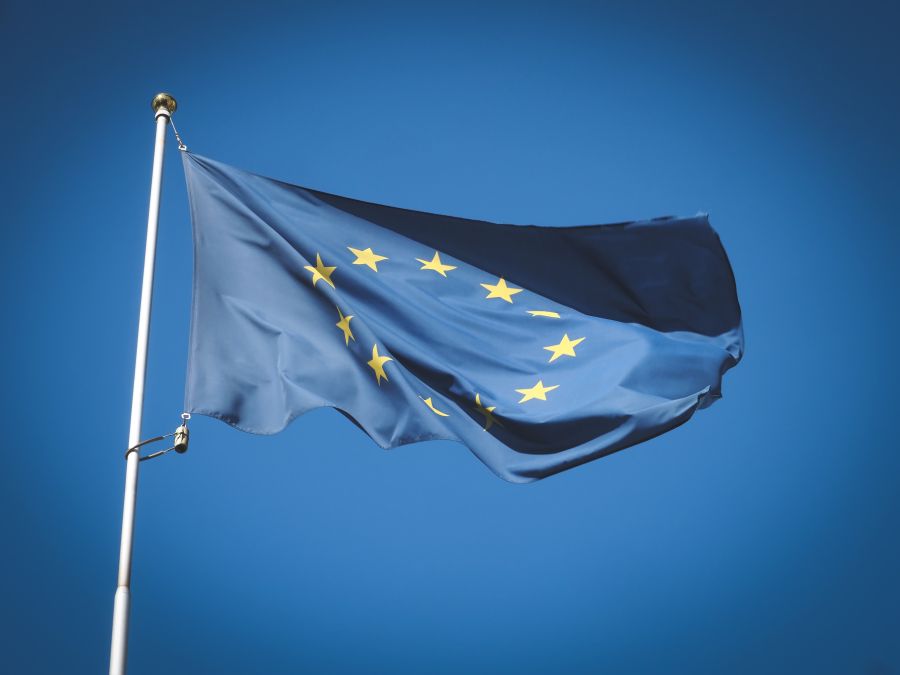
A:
[109,92,177,675]
[124,412,191,461]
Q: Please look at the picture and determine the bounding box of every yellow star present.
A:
[304,253,336,288]
[422,396,450,417]
[348,246,388,272]
[335,307,354,346]
[515,380,559,403]
[367,344,393,385]
[416,251,457,277]
[527,310,561,318]
[543,334,585,362]
[481,277,523,303]
[474,393,500,431]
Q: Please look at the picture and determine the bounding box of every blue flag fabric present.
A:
[182,152,743,482]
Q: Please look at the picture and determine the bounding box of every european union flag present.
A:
[182,153,743,482]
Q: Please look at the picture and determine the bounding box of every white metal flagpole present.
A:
[109,92,177,675]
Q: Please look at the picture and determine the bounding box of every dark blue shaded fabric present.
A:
[182,152,743,482]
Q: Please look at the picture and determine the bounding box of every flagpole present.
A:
[109,92,177,675]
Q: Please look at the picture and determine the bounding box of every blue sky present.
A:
[2,1,898,673]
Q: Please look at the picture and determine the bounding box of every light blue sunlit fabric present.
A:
[182,152,743,482]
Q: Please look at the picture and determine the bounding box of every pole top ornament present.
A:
[151,93,177,115]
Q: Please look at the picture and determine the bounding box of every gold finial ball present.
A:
[151,92,177,114]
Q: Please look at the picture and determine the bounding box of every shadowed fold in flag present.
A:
[182,152,743,482]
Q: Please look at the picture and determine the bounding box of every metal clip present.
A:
[124,413,191,461]
[173,413,190,454]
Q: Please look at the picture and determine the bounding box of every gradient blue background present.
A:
[2,1,898,673]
